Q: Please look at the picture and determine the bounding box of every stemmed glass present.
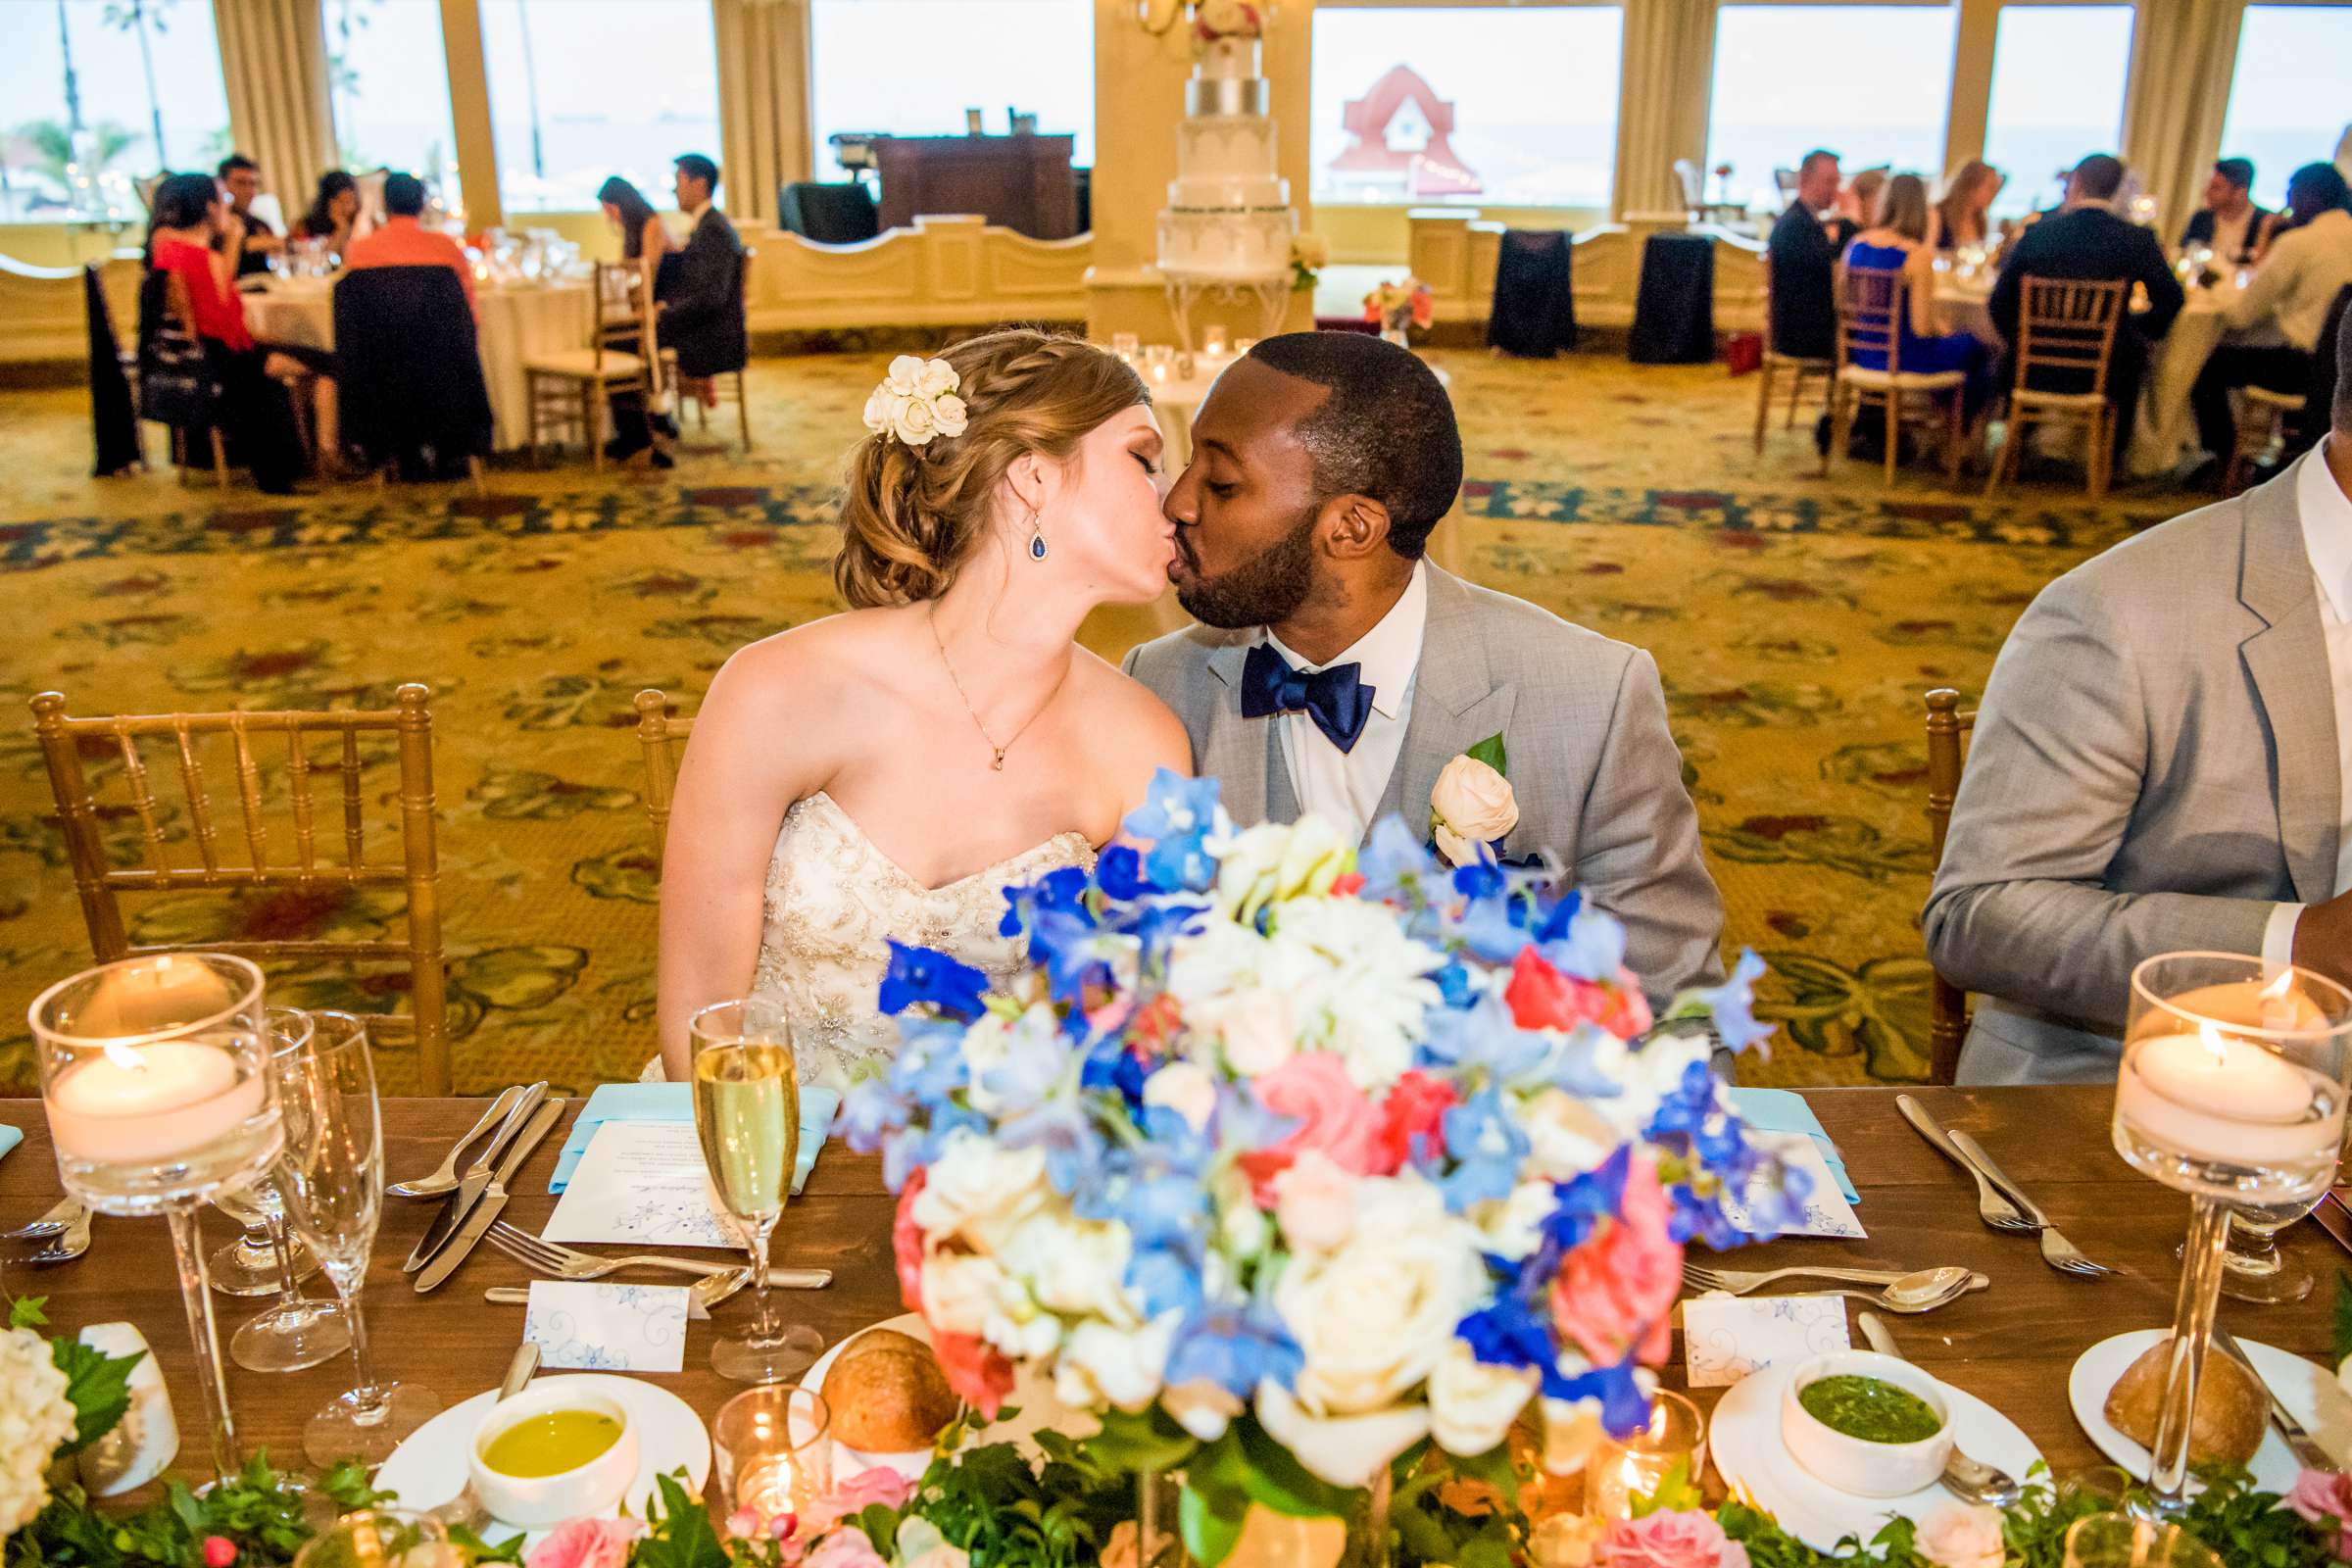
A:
[689,1000,822,1382]
[30,953,284,1479]
[220,1007,352,1372]
[276,1010,441,1461]
[2111,953,2352,1511]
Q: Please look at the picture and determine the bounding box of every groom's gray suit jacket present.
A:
[1122,564,1728,1002]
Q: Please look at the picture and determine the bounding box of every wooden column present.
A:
[436,0,504,230]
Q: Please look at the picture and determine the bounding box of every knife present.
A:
[1895,1093,2035,1231]
[415,1098,564,1293]
[2213,1324,2340,1472]
[405,1082,549,1272]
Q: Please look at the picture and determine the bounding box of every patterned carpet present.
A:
[0,350,2200,1093]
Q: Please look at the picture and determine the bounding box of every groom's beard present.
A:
[1174,511,1319,629]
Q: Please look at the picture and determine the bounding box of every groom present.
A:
[1124,332,1727,1001]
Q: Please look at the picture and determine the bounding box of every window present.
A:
[1706,4,1959,215]
[808,0,1094,180]
[1981,6,2133,219]
[481,0,721,214]
[0,0,230,224]
[2220,4,2352,212]
[326,0,461,204]
[1309,6,1624,210]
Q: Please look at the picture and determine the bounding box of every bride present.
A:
[656,329,1191,1084]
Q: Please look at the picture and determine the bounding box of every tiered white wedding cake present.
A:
[1155,34,1298,280]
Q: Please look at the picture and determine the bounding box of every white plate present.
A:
[373,1374,710,1543]
[797,1312,1092,1481]
[2068,1329,2352,1493]
[1712,1362,2043,1552]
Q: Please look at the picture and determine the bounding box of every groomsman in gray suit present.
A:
[1925,308,2352,1084]
[1122,332,1726,1004]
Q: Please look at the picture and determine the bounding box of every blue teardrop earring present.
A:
[1027,510,1047,562]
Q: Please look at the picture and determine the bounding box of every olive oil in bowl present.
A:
[481,1408,625,1478]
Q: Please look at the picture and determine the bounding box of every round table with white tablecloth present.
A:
[1932,270,1997,343]
[239,275,597,452]
[2128,284,2236,477]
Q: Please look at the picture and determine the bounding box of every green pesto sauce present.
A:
[1798,1374,1943,1444]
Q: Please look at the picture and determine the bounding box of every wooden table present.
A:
[0,1086,2336,1495]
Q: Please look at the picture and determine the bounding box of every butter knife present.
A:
[405,1082,549,1272]
[2213,1324,2339,1472]
[416,1098,563,1293]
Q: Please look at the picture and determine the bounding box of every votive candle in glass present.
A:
[1585,1390,1705,1521]
[714,1386,832,1530]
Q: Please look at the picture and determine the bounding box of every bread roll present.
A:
[2101,1337,2266,1468]
[821,1328,960,1452]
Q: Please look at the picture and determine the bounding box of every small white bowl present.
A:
[1780,1350,1955,1498]
[467,1386,640,1528]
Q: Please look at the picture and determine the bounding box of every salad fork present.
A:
[483,1221,831,1289]
[0,1197,80,1246]
[3,1202,92,1266]
[1895,1095,2037,1233]
[1948,1130,2118,1278]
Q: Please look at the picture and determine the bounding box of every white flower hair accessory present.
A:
[863,355,970,448]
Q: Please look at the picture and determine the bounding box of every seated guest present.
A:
[343,172,475,313]
[144,172,321,495]
[1926,308,2352,1083]
[1935,160,2003,250]
[1989,153,2184,467]
[2191,163,2352,466]
[2182,158,2271,265]
[1766,149,1844,360]
[1838,168,1887,246]
[1842,173,1996,416]
[610,152,745,463]
[216,154,281,277]
[296,171,360,253]
[598,175,673,269]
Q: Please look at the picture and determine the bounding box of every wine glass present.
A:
[277,1010,441,1461]
[689,999,822,1382]
[220,1007,351,1372]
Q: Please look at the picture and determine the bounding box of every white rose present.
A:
[1539,1395,1607,1476]
[861,387,901,437]
[1523,1087,1622,1182]
[1163,1378,1242,1442]
[1274,1173,1487,1415]
[1211,990,1297,1077]
[1219,1183,1271,1258]
[1430,755,1518,867]
[958,1010,1015,1114]
[1054,1314,1176,1413]
[1915,1503,2005,1568]
[998,1209,1137,1324]
[894,394,941,446]
[915,358,960,399]
[0,1324,74,1536]
[1267,898,1444,1091]
[897,1519,971,1568]
[1427,1338,1540,1457]
[912,1129,1051,1250]
[1142,1059,1218,1130]
[932,393,969,438]
[921,1250,1016,1339]
[885,354,928,395]
[1254,1379,1430,1491]
[1472,1179,1559,1261]
[1273,1150,1357,1254]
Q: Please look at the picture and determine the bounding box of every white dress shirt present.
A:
[2224,208,2352,351]
[2261,441,2352,966]
[2207,206,2256,266]
[1263,563,1429,847]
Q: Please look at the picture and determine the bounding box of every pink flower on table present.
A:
[1598,1509,1745,1568]
[1550,1152,1683,1367]
[1235,1053,1385,1204]
[799,1466,917,1537]
[1914,1502,2005,1568]
[202,1538,238,1568]
[933,1325,1015,1418]
[802,1527,888,1568]
[525,1517,645,1568]
[893,1168,928,1313]
[2288,1468,2352,1557]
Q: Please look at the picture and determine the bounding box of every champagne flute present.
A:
[277,1010,441,1460]
[690,1000,822,1382]
[220,1007,351,1372]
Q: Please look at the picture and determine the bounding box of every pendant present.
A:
[992,750,1007,771]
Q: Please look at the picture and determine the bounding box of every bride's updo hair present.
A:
[836,329,1150,608]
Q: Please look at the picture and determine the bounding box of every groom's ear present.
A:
[1319,493,1394,561]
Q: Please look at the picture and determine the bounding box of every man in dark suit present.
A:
[216,154,282,278]
[1990,154,2185,468]
[609,152,748,464]
[2180,158,2272,265]
[1766,149,1844,361]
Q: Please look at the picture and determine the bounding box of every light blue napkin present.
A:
[0,1124,21,1163]
[547,1082,840,1196]
[1728,1087,1859,1203]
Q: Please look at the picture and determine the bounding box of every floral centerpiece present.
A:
[1289,233,1330,295]
[1362,280,1435,345]
[843,774,1792,1562]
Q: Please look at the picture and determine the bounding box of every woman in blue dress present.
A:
[1841,172,1996,419]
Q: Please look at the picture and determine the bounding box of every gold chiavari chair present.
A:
[1753,259,1836,454]
[1985,276,2128,501]
[662,245,756,454]
[1825,263,1970,488]
[633,688,694,869]
[522,261,654,471]
[1923,687,1977,1086]
[2227,386,2308,495]
[28,684,454,1095]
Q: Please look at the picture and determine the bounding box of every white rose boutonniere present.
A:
[1429,734,1517,867]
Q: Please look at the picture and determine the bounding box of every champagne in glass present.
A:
[690,1001,822,1382]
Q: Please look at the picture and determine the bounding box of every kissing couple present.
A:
[654,327,1725,1086]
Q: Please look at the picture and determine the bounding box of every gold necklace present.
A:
[928,606,1068,771]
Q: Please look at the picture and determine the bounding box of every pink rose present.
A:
[803,1528,888,1568]
[800,1466,916,1537]
[1374,1070,1457,1173]
[1273,1150,1358,1251]
[525,1518,646,1568]
[933,1325,1014,1418]
[1913,1503,2005,1568]
[1236,1053,1385,1203]
[893,1169,928,1313]
[2288,1469,2352,1558]
[1505,949,1654,1041]
[1598,1509,1743,1568]
[1550,1153,1683,1367]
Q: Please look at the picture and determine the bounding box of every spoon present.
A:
[1880,1266,1976,1307]
[428,1343,542,1530]
[390,1085,527,1200]
[1855,1312,2023,1507]
[1810,1273,1975,1314]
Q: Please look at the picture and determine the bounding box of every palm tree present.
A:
[17,118,137,188]
[514,0,547,179]
[101,0,173,169]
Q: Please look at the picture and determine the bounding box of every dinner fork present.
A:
[1947,1130,2118,1278]
[483,1221,832,1289]
[3,1202,93,1267]
[0,1197,80,1246]
[1895,1094,2038,1233]
[1682,1261,1959,1296]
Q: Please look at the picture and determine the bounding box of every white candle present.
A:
[47,1041,264,1164]
[2117,1027,2343,1166]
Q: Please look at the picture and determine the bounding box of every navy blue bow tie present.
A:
[1241,643,1375,753]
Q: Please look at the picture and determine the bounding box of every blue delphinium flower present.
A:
[1127,1241,1207,1320]
[1431,1087,1530,1210]
[1163,1295,1304,1397]
[1000,865,1095,947]
[1121,771,1230,894]
[979,1006,1076,1115]
[878,940,991,1020]
[1552,1353,1655,1438]
[1646,1056,1747,1168]
[996,1069,1107,1196]
[1091,1107,1213,1249]
[1540,901,1628,982]
[1662,949,1772,1054]
[1095,843,1154,903]
[1358,816,1442,907]
[838,1077,907,1152]
[1539,1145,1633,1252]
[1420,991,1551,1085]
[891,1015,973,1107]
